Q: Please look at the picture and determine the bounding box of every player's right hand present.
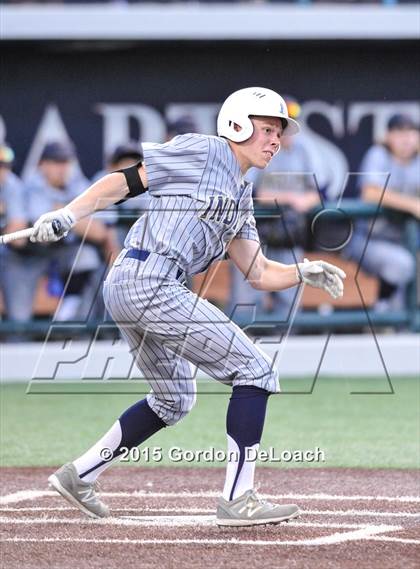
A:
[30,208,76,243]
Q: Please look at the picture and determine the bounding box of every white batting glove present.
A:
[30,207,77,243]
[297,258,346,300]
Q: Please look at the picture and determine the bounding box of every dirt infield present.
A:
[1,467,419,569]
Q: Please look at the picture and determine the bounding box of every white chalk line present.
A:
[372,536,420,545]
[0,491,52,505]
[0,506,420,520]
[1,506,418,519]
[0,490,417,546]
[1,489,419,505]
[1,525,414,547]
[0,515,378,529]
[294,525,403,546]
[298,509,419,519]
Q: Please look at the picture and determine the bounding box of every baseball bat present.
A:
[0,219,63,245]
[0,227,34,244]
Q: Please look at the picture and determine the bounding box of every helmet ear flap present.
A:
[239,116,255,142]
[224,117,254,143]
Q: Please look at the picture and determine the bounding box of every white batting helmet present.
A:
[217,87,300,143]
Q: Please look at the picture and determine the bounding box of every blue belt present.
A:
[125,249,150,262]
[124,249,184,281]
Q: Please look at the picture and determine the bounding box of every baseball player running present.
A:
[31,87,345,527]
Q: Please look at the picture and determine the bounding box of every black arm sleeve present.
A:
[113,160,148,204]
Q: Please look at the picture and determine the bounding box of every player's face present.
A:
[386,128,419,161]
[39,160,73,189]
[0,164,11,185]
[237,117,283,172]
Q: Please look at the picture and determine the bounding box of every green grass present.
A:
[1,377,419,469]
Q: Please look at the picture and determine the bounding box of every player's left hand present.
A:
[297,258,346,299]
[30,208,76,243]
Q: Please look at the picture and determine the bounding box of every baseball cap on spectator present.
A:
[167,115,197,137]
[40,141,76,162]
[108,142,143,165]
[0,143,15,167]
[387,114,418,132]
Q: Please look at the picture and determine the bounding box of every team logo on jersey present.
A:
[199,195,239,228]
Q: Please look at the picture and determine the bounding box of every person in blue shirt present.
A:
[0,143,30,324]
[346,114,419,311]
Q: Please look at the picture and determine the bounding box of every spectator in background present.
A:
[93,142,143,182]
[94,123,198,251]
[0,143,30,323]
[228,97,320,321]
[93,142,147,247]
[6,141,118,323]
[0,144,27,242]
[166,115,198,141]
[94,118,198,260]
[345,113,419,312]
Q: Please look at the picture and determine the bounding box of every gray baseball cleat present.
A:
[216,489,300,527]
[48,463,110,519]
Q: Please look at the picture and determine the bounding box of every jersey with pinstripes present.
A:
[125,134,259,275]
[104,133,280,426]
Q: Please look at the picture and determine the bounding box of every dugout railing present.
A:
[0,201,418,336]
[194,200,419,333]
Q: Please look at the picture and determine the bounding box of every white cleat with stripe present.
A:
[216,489,300,527]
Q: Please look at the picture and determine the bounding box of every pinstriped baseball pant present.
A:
[103,251,280,425]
